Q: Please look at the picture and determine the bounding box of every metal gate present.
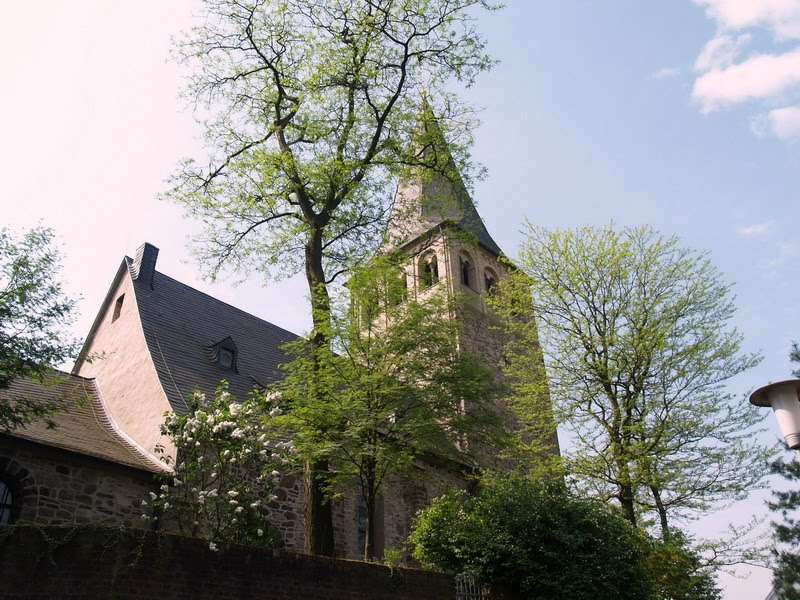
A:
[455,573,490,600]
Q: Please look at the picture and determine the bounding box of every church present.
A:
[0,152,557,558]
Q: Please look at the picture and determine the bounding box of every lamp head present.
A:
[750,379,800,449]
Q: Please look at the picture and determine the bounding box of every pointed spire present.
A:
[386,101,502,256]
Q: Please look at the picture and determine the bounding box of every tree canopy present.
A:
[0,225,79,431]
[410,475,658,600]
[274,255,506,560]
[491,223,767,535]
[166,0,499,555]
[767,346,800,599]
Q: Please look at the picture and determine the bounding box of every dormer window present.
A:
[218,348,234,368]
[210,337,238,372]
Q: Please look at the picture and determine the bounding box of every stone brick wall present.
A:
[0,525,456,600]
[0,434,469,563]
[382,461,472,555]
[0,437,157,529]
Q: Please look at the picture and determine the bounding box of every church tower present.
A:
[383,109,561,466]
[385,113,510,376]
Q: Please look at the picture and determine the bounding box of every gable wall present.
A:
[74,272,174,459]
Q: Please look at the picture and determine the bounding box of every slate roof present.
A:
[449,189,503,257]
[2,372,164,473]
[392,175,504,257]
[387,105,504,257]
[127,257,300,413]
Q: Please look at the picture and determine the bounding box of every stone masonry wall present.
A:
[0,437,158,529]
[0,525,456,600]
[382,460,473,556]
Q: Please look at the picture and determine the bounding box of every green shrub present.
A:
[410,476,653,600]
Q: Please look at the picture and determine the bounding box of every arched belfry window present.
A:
[209,336,238,372]
[419,253,439,289]
[484,267,498,292]
[389,272,409,306]
[0,480,15,524]
[460,254,476,291]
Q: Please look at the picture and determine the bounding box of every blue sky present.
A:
[1,2,798,598]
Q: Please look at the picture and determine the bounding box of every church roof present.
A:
[1,372,165,473]
[125,251,299,413]
[386,105,503,256]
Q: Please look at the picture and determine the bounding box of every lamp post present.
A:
[750,379,800,449]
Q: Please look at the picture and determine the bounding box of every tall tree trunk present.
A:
[364,455,377,561]
[650,484,671,541]
[302,229,336,557]
[611,433,637,526]
[618,480,637,526]
[304,459,335,556]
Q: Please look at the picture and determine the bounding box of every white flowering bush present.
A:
[143,383,294,549]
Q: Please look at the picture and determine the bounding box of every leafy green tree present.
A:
[645,532,722,600]
[274,256,506,560]
[490,223,767,533]
[770,447,800,600]
[0,225,79,431]
[146,384,290,550]
[767,346,800,599]
[484,264,562,476]
[410,475,655,600]
[166,0,498,556]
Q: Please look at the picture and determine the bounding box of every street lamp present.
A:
[750,379,800,449]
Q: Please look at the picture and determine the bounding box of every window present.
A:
[218,348,234,368]
[0,481,14,524]
[484,268,498,292]
[419,254,439,289]
[387,272,408,307]
[460,255,476,291]
[210,337,238,372]
[112,294,124,323]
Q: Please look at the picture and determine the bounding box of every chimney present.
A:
[131,242,159,289]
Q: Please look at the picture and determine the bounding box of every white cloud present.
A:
[693,0,800,40]
[650,66,681,80]
[759,240,800,276]
[737,221,774,237]
[766,104,800,137]
[691,0,800,138]
[692,49,800,112]
[694,33,751,71]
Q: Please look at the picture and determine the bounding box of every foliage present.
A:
[644,532,722,600]
[769,445,800,600]
[768,343,800,599]
[0,225,80,431]
[492,223,767,533]
[167,0,497,286]
[484,262,562,476]
[145,384,290,550]
[274,255,506,560]
[166,0,500,555]
[409,475,654,600]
